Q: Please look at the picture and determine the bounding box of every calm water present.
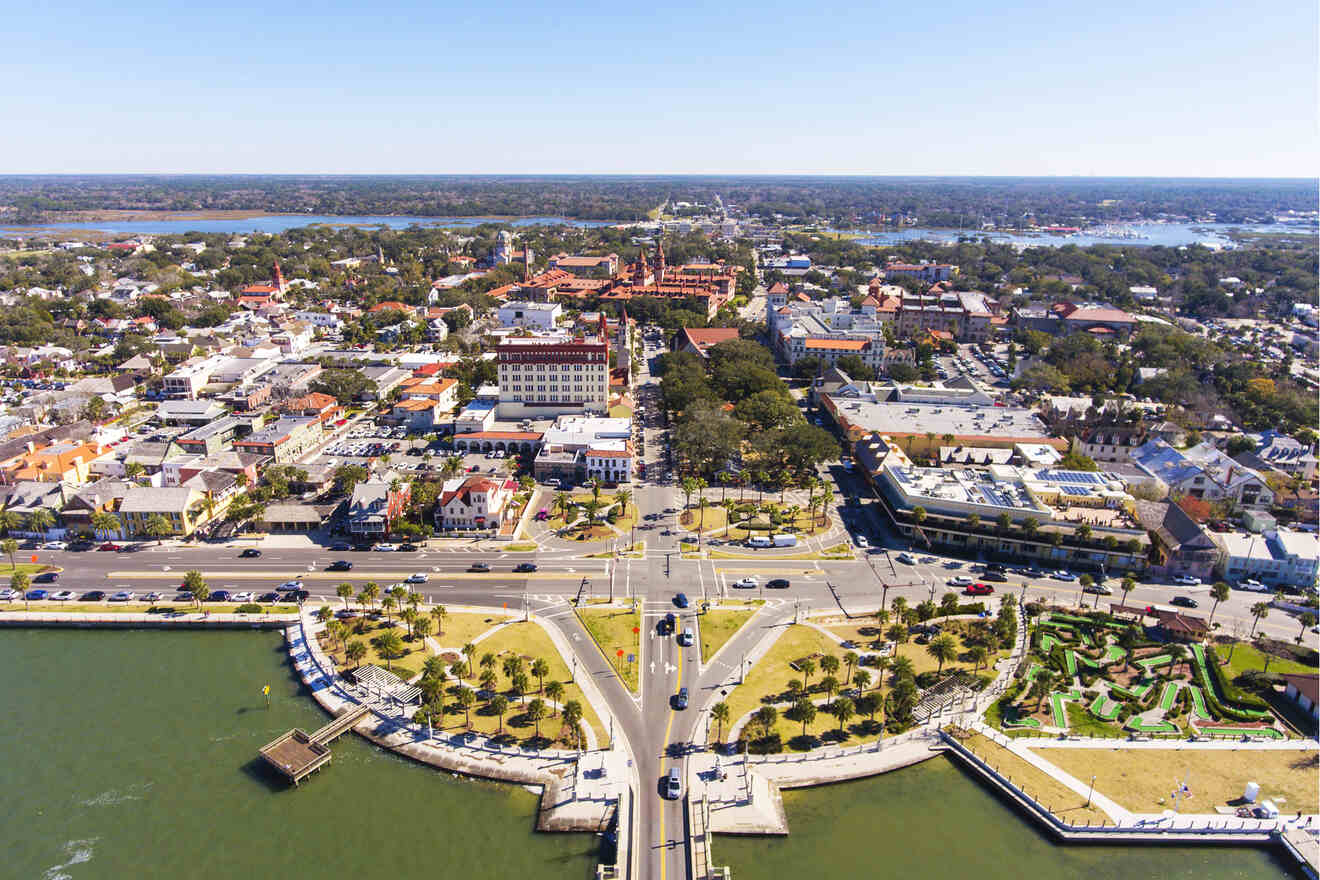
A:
[3,214,615,236]
[0,629,597,880]
[718,757,1300,880]
[844,221,1317,249]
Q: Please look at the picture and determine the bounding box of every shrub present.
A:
[748,733,783,754]
[236,603,263,614]
[956,602,986,616]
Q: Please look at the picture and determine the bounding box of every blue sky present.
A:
[2,0,1315,176]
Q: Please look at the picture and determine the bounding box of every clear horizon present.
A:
[3,0,1316,177]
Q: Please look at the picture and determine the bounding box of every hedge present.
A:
[1204,645,1269,710]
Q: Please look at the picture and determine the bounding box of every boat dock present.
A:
[258,705,370,785]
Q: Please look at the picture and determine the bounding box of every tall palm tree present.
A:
[336,582,354,610]
[843,651,860,687]
[431,604,447,637]
[968,645,990,672]
[589,477,603,504]
[527,698,547,740]
[490,694,510,733]
[1208,581,1231,624]
[928,633,959,675]
[873,656,891,697]
[361,581,380,610]
[1249,602,1269,637]
[0,509,20,536]
[0,538,16,571]
[12,571,30,610]
[561,700,584,748]
[90,510,121,539]
[400,607,417,639]
[614,488,632,520]
[799,657,816,688]
[820,675,839,707]
[711,701,731,742]
[372,630,404,670]
[530,657,550,693]
[831,696,855,733]
[553,491,572,523]
[463,641,477,678]
[345,640,367,668]
[27,508,55,536]
[545,680,565,713]
[794,697,817,738]
[455,687,476,728]
[442,456,463,480]
[381,594,397,624]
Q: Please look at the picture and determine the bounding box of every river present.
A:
[840,221,1317,249]
[718,756,1301,879]
[0,629,597,880]
[2,214,615,237]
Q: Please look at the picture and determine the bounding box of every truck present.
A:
[746,536,773,548]
[772,534,798,548]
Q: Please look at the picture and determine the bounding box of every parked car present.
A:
[0,588,19,600]
[1083,583,1113,595]
[733,577,757,589]
[982,572,1008,583]
[398,543,419,552]
[948,576,974,587]
[25,589,49,600]
[331,541,352,551]
[895,552,916,565]
[258,592,280,603]
[327,560,353,572]
[276,580,304,592]
[405,573,428,584]
[964,583,995,596]
[1172,575,1201,586]
[468,562,491,573]
[97,542,124,552]
[514,562,538,573]
[67,539,95,551]
[210,590,232,602]
[49,590,76,601]
[109,590,137,602]
[372,542,399,552]
[231,591,255,603]
[1238,579,1267,591]
[81,590,107,602]
[1171,595,1199,608]
[41,541,67,550]
[143,592,163,602]
[239,548,262,558]
[1051,570,1077,581]
[674,593,689,608]
[766,578,791,590]
[854,535,869,548]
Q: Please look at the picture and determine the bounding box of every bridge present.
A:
[258,704,370,785]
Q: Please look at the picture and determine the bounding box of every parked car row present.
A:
[2,588,161,603]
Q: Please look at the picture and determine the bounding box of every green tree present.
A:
[1248,601,1269,637]
[345,640,367,668]
[371,630,404,670]
[337,582,354,610]
[561,700,584,748]
[489,694,510,733]
[1209,581,1231,624]
[820,675,839,707]
[1299,613,1317,642]
[939,592,959,620]
[927,633,959,675]
[831,696,855,733]
[455,687,476,728]
[90,509,121,538]
[968,645,990,672]
[431,604,447,637]
[12,570,30,610]
[0,509,19,536]
[142,513,173,544]
[794,696,817,738]
[799,657,815,687]
[0,538,15,571]
[27,508,55,535]
[711,701,731,742]
[526,698,547,740]
[530,657,550,693]
[545,679,565,712]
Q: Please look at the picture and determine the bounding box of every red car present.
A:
[964,583,995,596]
[97,542,125,552]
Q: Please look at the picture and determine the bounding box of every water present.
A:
[842,221,1317,249]
[717,757,1300,879]
[0,629,597,880]
[2,214,616,237]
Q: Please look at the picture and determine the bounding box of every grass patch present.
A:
[960,734,1111,823]
[1035,746,1320,815]
[475,620,606,744]
[577,605,642,693]
[428,611,509,650]
[1222,641,1318,678]
[679,502,831,540]
[828,619,1002,680]
[505,542,538,552]
[2,562,57,578]
[326,619,434,680]
[1063,701,1126,738]
[700,605,760,663]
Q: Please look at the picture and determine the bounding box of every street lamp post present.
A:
[1086,774,1097,808]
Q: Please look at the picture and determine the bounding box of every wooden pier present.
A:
[259,705,370,785]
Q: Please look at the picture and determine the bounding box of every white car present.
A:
[49,590,76,601]
[896,552,917,565]
[948,576,974,587]
[144,592,164,602]
[372,543,398,551]
[109,590,136,602]
[231,591,255,602]
[405,573,428,584]
[854,535,870,548]
[733,577,758,589]
[1172,575,1201,586]
[41,541,67,550]
[0,588,19,600]
[1239,579,1267,591]
[277,580,304,591]
[1052,570,1077,581]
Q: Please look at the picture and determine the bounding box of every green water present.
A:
[0,630,597,880]
[718,757,1301,879]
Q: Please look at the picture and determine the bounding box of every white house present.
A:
[498,301,562,331]
[435,475,514,531]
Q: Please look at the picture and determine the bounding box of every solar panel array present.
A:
[1038,470,1103,486]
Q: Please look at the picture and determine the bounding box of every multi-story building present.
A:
[1131,440,1275,508]
[883,262,958,283]
[498,300,563,330]
[347,476,410,539]
[232,416,322,464]
[496,332,610,420]
[1213,528,1319,589]
[175,414,259,456]
[435,475,515,531]
[1077,424,1151,464]
[533,416,633,484]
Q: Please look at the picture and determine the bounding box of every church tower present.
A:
[655,236,666,284]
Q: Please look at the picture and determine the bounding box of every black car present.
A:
[240,548,262,558]
[469,562,491,572]
[35,571,59,583]
[80,590,106,601]
[397,543,419,552]
[982,571,1008,582]
[210,590,232,602]
[986,563,1007,573]
[1171,595,1199,609]
[659,612,677,635]
[673,687,689,710]
[766,578,791,589]
[331,541,352,551]
[67,539,95,551]
[514,562,538,573]
[327,560,354,571]
[258,592,281,603]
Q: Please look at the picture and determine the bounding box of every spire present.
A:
[523,246,531,283]
[655,236,666,283]
[273,259,286,295]
[633,246,650,286]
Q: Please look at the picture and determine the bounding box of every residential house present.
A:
[1131,439,1275,508]
[117,486,209,537]
[435,475,514,531]
[1281,674,1319,720]
[1133,499,1221,582]
[347,477,411,539]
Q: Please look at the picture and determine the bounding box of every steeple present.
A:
[523,246,532,283]
[655,236,666,283]
[633,246,650,286]
[273,259,286,295]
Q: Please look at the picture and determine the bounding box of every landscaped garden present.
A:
[677,498,831,540]
[543,485,636,542]
[987,609,1291,739]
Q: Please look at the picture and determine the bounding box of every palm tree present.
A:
[1033,667,1055,712]
[480,652,497,677]
[1299,613,1318,642]
[381,594,397,624]
[843,651,860,686]
[360,581,380,611]
[711,701,731,742]
[316,605,334,625]
[480,670,497,695]
[615,488,632,520]
[463,642,477,678]
[400,607,417,639]
[455,687,476,728]
[1022,517,1040,538]
[490,694,510,733]
[794,697,817,738]
[337,582,354,610]
[0,538,15,571]
[553,491,572,523]
[0,509,19,536]
[372,630,404,671]
[449,661,466,688]
[873,656,891,697]
[413,616,432,641]
[27,508,55,536]
[442,456,464,480]
[799,657,816,688]
[545,680,565,712]
[431,604,447,637]
[831,696,855,734]
[853,669,872,692]
[125,461,146,484]
[968,645,990,672]
[142,513,173,544]
[940,592,959,620]
[422,654,448,683]
[1121,577,1136,607]
[927,633,958,675]
[12,571,30,610]
[1209,581,1231,624]
[530,657,550,693]
[511,671,530,703]
[966,513,981,531]
[1249,602,1269,637]
[526,698,547,740]
[890,655,915,683]
[90,510,121,539]
[680,476,699,514]
[820,675,839,707]
[885,622,908,645]
[820,653,840,682]
[345,640,368,668]
[561,700,584,748]
[589,477,603,504]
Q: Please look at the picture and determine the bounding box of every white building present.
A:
[1213,528,1319,589]
[435,475,515,531]
[498,301,562,331]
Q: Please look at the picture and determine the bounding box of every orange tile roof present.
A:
[803,338,868,351]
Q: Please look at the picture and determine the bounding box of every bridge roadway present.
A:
[33,483,1310,880]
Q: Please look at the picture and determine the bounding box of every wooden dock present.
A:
[259,705,370,785]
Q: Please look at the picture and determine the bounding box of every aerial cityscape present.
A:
[1,2,1317,880]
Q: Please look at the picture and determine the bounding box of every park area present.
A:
[678,498,831,540]
[543,490,635,543]
[577,603,642,692]
[699,601,762,663]
[989,610,1291,739]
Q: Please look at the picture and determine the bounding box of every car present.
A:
[895,552,916,565]
[109,590,136,602]
[331,541,352,551]
[1024,566,1045,577]
[276,580,304,592]
[660,612,677,634]
[1171,595,1199,608]
[1238,578,1267,591]
[327,560,353,572]
[677,628,694,647]
[97,542,124,552]
[673,687,689,710]
[239,548,262,558]
[34,571,59,583]
[405,573,428,584]
[1172,575,1201,586]
[0,588,18,600]
[67,539,95,551]
[25,589,49,600]
[766,578,791,590]
[81,590,106,602]
[372,543,398,551]
[49,590,76,601]
[1051,570,1077,581]
[854,535,870,548]
[258,592,281,603]
[468,562,491,573]
[231,591,255,603]
[514,562,538,573]
[948,576,974,587]
[173,591,192,603]
[143,592,163,602]
[986,563,1007,573]
[674,593,689,608]
[733,577,757,589]
[398,543,419,552]
[665,767,683,800]
[41,540,67,550]
[210,590,232,602]
[982,571,1008,582]
[964,583,995,596]
[1083,583,1113,595]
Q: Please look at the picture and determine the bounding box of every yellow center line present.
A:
[658,643,683,880]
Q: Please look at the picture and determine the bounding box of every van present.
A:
[747,536,773,548]
[772,534,797,547]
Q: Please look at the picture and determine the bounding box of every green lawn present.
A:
[476,621,606,744]
[714,624,842,741]
[699,603,761,663]
[577,605,642,693]
[1223,641,1319,678]
[427,611,510,651]
[327,619,434,680]
[2,562,57,579]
